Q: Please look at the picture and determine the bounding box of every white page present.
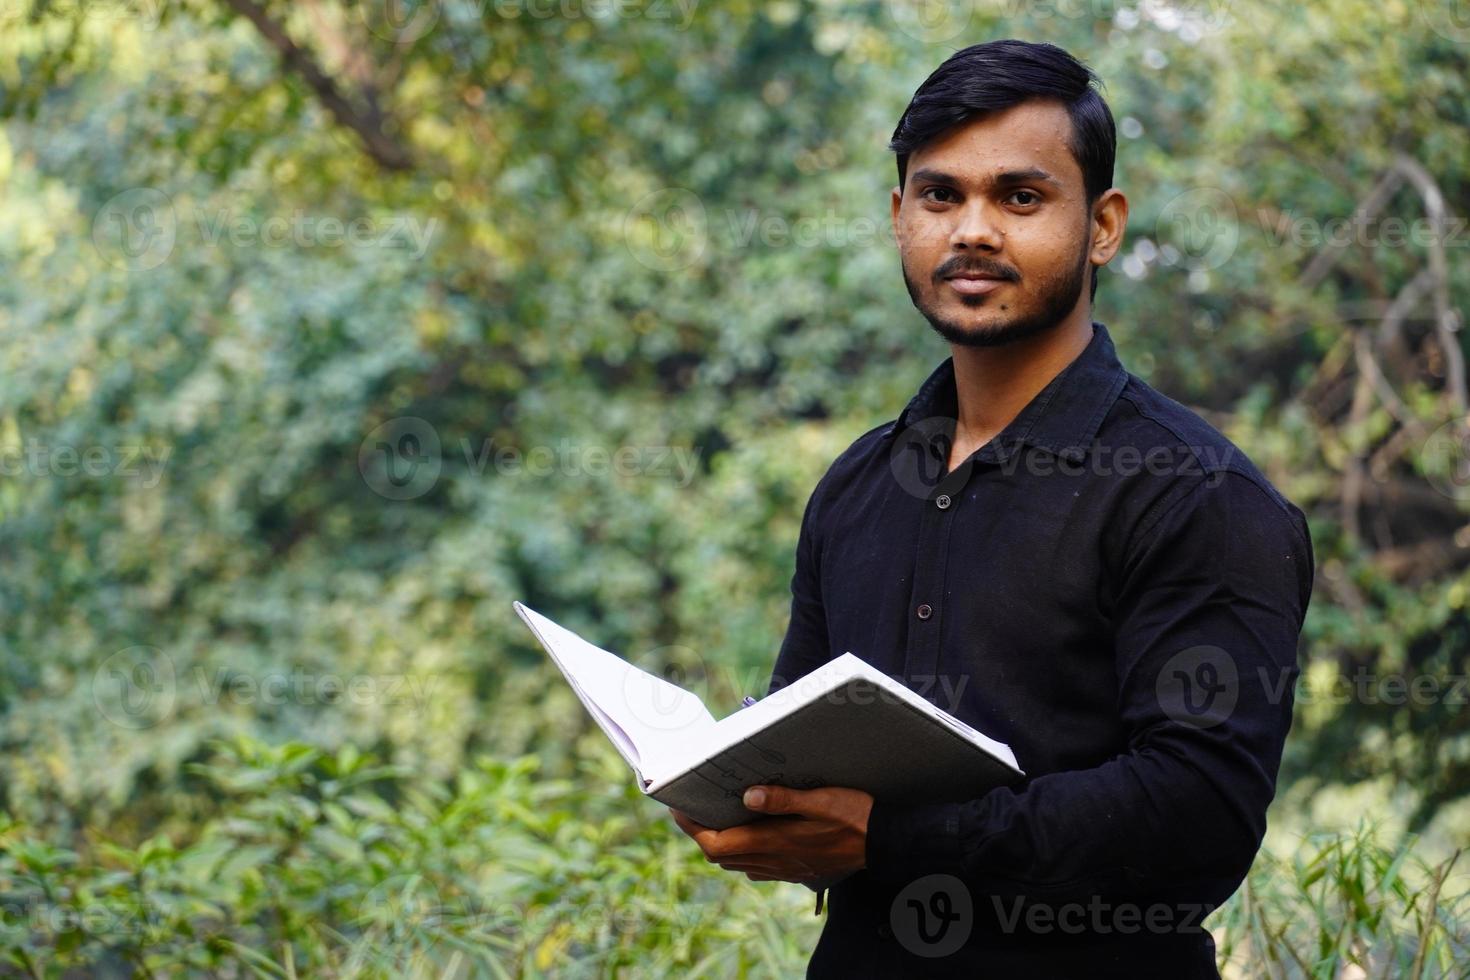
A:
[647,652,1021,790]
[514,602,718,778]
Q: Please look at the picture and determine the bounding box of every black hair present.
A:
[889,39,1116,302]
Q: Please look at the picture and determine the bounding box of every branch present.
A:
[222,0,413,172]
[1392,153,1468,412]
[1298,166,1406,290]
[1342,339,1375,543]
[1372,526,1470,583]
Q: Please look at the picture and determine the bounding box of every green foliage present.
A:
[1217,824,1468,978]
[2,0,1470,973]
[3,739,1466,977]
[1,737,823,977]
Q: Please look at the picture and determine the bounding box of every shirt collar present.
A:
[892,320,1130,465]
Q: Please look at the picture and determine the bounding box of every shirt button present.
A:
[935,493,951,510]
[878,923,893,940]
[916,603,932,620]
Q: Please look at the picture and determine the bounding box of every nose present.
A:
[949,199,1004,252]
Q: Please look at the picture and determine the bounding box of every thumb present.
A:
[743,784,812,814]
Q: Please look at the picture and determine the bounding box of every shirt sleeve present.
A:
[863,469,1315,905]
[765,474,833,698]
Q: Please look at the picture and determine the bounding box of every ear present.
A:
[1089,187,1129,270]
[890,183,903,248]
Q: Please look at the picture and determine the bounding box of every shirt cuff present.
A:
[864,798,964,883]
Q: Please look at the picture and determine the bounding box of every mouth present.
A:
[944,274,1008,296]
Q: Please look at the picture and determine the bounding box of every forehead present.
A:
[907,100,1083,188]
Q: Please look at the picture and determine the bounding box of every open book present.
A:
[513,601,1024,832]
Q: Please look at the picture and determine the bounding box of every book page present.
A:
[514,603,718,777]
[647,652,1021,791]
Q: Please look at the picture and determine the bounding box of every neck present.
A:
[949,307,1094,445]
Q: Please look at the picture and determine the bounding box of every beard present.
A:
[902,241,1091,349]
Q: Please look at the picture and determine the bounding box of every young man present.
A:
[671,39,1313,977]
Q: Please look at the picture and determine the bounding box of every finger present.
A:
[669,808,716,842]
[719,861,785,875]
[702,816,808,861]
[743,784,821,817]
[670,807,706,831]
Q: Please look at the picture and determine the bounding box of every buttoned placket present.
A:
[902,435,976,705]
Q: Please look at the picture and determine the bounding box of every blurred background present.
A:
[2,0,1469,975]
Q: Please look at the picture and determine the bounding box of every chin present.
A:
[924,301,1052,349]
[947,308,1015,334]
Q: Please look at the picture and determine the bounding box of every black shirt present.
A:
[765,320,1314,978]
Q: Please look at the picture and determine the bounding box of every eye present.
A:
[1007,190,1040,207]
[920,186,958,204]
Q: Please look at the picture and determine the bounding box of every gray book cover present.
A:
[513,601,1025,835]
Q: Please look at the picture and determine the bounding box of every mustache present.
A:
[934,258,1020,282]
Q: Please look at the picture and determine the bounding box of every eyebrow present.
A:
[909,166,1063,191]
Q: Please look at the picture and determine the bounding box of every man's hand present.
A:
[668,785,873,883]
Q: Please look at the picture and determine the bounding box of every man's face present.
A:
[890,99,1096,348]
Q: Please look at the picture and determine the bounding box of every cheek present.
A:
[899,212,947,263]
[1010,225,1080,282]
